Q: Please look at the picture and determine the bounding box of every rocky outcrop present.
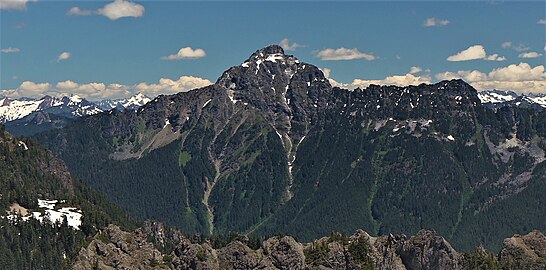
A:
[72,225,164,270]
[397,230,461,270]
[73,223,544,270]
[499,230,546,270]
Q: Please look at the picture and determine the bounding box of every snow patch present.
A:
[6,199,82,230]
[202,99,212,108]
[18,141,28,151]
[265,53,284,63]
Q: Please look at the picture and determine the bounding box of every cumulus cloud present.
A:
[316,47,375,61]
[447,45,485,61]
[518,52,543,58]
[54,80,131,99]
[484,54,506,61]
[326,72,431,90]
[0,75,212,100]
[57,52,71,62]
[538,19,546,24]
[0,0,32,10]
[161,47,206,60]
[423,17,450,27]
[279,38,303,51]
[0,81,51,99]
[1,47,20,53]
[98,0,144,20]
[447,45,505,61]
[135,76,212,96]
[436,63,546,93]
[68,0,144,20]
[67,7,94,16]
[502,42,530,52]
[409,66,422,74]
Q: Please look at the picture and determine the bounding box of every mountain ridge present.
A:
[35,45,546,251]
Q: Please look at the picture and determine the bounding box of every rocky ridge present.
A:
[73,222,545,270]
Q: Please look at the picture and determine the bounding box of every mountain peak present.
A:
[249,44,286,58]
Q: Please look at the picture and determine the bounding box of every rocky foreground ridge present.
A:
[73,222,545,270]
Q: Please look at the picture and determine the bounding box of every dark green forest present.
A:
[0,125,137,269]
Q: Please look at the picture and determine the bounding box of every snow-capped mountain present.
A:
[477,90,519,104]
[478,90,546,109]
[96,93,151,111]
[0,95,102,123]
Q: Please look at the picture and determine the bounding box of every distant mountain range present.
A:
[478,90,546,109]
[0,93,151,136]
[95,92,152,111]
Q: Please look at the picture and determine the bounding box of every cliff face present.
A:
[72,222,545,270]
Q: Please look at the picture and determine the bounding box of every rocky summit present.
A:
[36,45,546,253]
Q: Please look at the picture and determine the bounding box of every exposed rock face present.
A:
[499,230,546,270]
[73,224,544,270]
[263,236,305,269]
[72,225,164,270]
[397,230,461,270]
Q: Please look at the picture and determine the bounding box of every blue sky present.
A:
[1,0,545,100]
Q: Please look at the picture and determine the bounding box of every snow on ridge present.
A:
[0,95,103,123]
[0,99,42,122]
[265,53,284,63]
[478,91,517,104]
[4,199,82,230]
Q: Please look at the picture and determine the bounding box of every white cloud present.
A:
[0,75,212,100]
[1,47,20,53]
[423,17,450,27]
[98,0,144,20]
[135,76,212,96]
[518,52,543,58]
[0,81,51,98]
[67,7,94,16]
[538,19,546,24]
[57,52,71,62]
[488,63,544,81]
[327,73,431,90]
[279,38,303,51]
[436,63,546,94]
[161,47,206,60]
[409,66,422,74]
[0,0,31,10]
[447,45,505,62]
[68,0,144,20]
[544,45,546,52]
[316,47,375,61]
[484,54,506,61]
[54,80,131,99]
[502,42,530,52]
[447,45,486,61]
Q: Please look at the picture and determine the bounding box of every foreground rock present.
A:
[72,223,545,270]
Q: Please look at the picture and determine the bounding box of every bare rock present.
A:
[499,230,546,270]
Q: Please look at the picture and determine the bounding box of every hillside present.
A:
[36,45,546,251]
[0,124,136,269]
